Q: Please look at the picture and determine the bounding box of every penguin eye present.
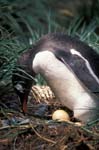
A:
[14,83,24,93]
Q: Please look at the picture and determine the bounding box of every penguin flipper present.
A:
[54,50,99,93]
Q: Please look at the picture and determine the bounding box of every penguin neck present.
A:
[33,51,96,110]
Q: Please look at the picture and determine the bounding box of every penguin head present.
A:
[12,67,35,113]
[12,49,36,113]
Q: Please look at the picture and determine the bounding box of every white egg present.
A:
[52,109,70,121]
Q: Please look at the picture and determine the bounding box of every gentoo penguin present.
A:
[12,32,99,123]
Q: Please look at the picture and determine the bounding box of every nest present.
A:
[0,85,99,150]
[31,85,55,103]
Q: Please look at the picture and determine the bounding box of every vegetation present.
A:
[0,0,99,93]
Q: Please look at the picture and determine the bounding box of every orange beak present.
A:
[22,96,28,114]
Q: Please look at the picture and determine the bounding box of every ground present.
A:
[0,85,99,150]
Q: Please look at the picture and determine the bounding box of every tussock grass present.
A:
[0,0,99,95]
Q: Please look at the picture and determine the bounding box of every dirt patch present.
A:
[0,87,99,150]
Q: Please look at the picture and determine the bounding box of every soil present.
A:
[0,90,99,150]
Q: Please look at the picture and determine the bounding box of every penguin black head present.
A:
[12,68,33,113]
[12,49,37,113]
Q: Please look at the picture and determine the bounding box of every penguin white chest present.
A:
[33,50,98,123]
